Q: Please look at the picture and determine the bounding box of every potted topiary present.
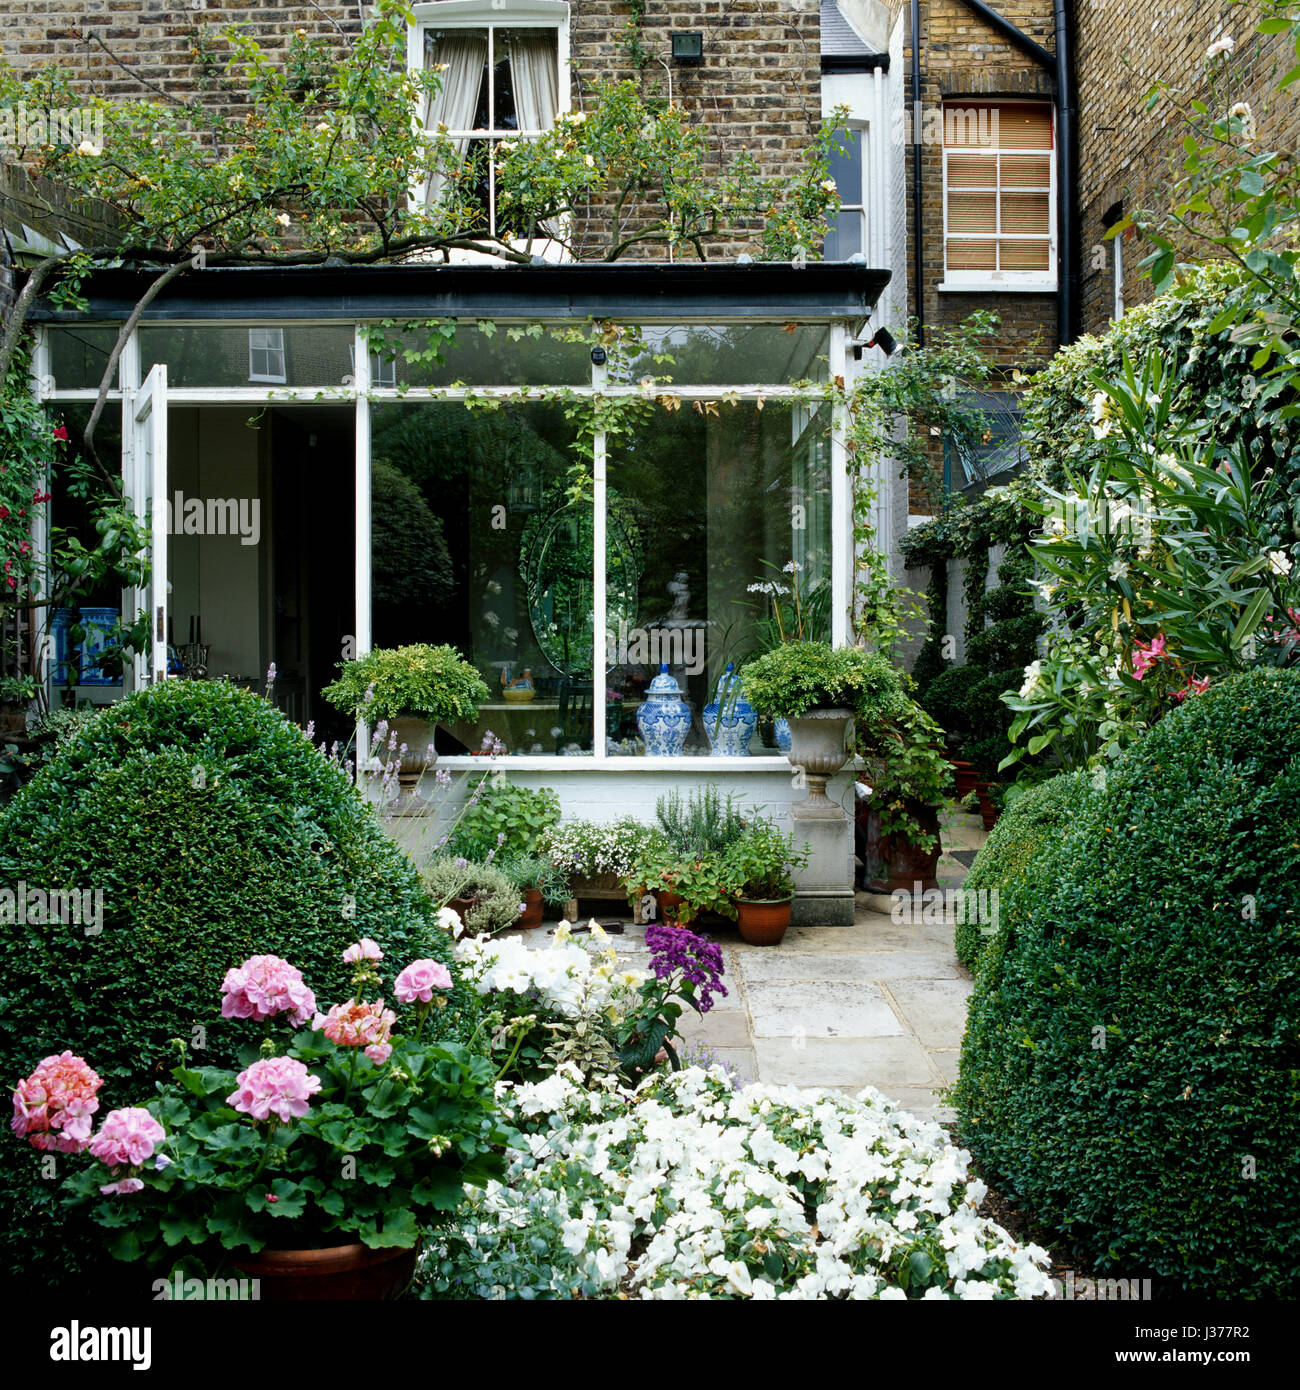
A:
[322,644,489,787]
[740,642,903,817]
[855,696,955,892]
[718,820,812,946]
[0,675,37,735]
[9,944,504,1300]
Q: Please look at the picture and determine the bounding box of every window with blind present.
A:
[942,102,1055,287]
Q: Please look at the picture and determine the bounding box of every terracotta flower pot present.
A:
[515,887,544,930]
[656,889,684,924]
[974,781,1002,832]
[234,1241,418,1301]
[446,893,482,922]
[736,896,793,947]
[949,759,979,800]
[857,801,942,892]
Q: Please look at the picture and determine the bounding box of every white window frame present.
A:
[823,120,867,261]
[407,1,571,240]
[939,99,1057,293]
[247,326,287,384]
[821,69,888,269]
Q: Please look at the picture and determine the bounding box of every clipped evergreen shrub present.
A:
[955,670,1300,1297]
[0,680,478,1287]
[955,770,1089,974]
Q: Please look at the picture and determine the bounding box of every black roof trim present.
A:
[27,261,891,324]
[821,54,889,73]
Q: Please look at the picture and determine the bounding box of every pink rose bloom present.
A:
[364,1043,393,1065]
[394,959,453,1004]
[99,1177,145,1195]
[12,1051,103,1153]
[228,1056,322,1123]
[88,1107,166,1168]
[320,998,396,1052]
[342,938,383,964]
[221,955,316,1026]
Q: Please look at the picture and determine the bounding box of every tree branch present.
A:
[0,253,67,387]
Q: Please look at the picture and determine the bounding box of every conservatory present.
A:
[30,261,889,919]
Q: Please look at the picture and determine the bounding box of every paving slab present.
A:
[886,979,974,1050]
[675,1008,752,1048]
[745,979,904,1039]
[754,1035,936,1088]
[932,1050,962,1083]
[737,949,963,984]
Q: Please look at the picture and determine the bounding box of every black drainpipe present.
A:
[951,0,1077,345]
[910,0,924,346]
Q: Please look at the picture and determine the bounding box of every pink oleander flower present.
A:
[394,959,453,1004]
[318,999,396,1053]
[1172,676,1211,703]
[364,1043,393,1065]
[342,938,383,964]
[12,1051,103,1153]
[88,1107,166,1168]
[227,1057,322,1123]
[1131,633,1167,680]
[99,1177,145,1195]
[221,955,316,1026]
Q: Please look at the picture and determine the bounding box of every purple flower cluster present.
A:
[645,925,728,1013]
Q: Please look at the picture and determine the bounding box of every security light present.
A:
[672,33,703,65]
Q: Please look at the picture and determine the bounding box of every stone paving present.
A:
[510,808,986,1123]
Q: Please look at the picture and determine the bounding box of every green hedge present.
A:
[956,771,1088,973]
[0,680,479,1288]
[955,670,1300,1296]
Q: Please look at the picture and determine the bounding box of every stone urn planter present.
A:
[387,715,436,789]
[234,1241,418,1301]
[784,708,855,818]
[735,896,793,947]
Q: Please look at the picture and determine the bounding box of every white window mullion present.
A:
[828,325,850,646]
[354,326,372,760]
[591,356,608,762]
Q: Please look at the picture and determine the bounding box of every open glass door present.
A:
[128,363,168,689]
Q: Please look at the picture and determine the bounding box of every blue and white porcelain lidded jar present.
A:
[702,662,758,757]
[636,663,692,756]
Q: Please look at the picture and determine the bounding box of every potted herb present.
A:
[0,674,37,734]
[10,944,504,1299]
[740,642,902,815]
[421,855,522,936]
[321,644,489,787]
[446,775,560,860]
[718,820,812,946]
[498,852,569,930]
[855,697,955,891]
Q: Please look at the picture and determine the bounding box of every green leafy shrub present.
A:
[856,694,954,852]
[655,786,748,857]
[954,771,1087,973]
[446,775,560,860]
[421,854,522,935]
[955,670,1300,1296]
[321,643,489,723]
[718,820,810,900]
[740,641,902,718]
[0,680,477,1288]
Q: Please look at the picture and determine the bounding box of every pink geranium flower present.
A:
[227,1057,322,1123]
[88,1107,166,1168]
[342,938,383,964]
[318,999,396,1055]
[364,1043,393,1065]
[99,1177,145,1195]
[394,959,453,1004]
[221,955,316,1026]
[1131,633,1167,680]
[11,1051,103,1154]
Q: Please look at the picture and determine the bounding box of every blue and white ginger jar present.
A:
[702,662,757,757]
[636,663,692,756]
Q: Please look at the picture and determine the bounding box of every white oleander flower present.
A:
[1019,660,1043,697]
[1267,549,1293,576]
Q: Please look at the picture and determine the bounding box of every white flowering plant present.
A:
[416,1065,1054,1300]
[540,816,667,882]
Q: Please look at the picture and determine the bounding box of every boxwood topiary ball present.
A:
[955,669,1300,1297]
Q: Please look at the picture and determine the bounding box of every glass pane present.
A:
[999,238,1051,271]
[828,142,862,206]
[606,401,832,755]
[947,238,997,271]
[46,326,119,391]
[948,192,996,234]
[823,209,863,262]
[1000,191,1050,235]
[140,325,355,389]
[1000,153,1051,188]
[497,29,558,133]
[366,322,592,388]
[370,401,591,755]
[946,153,996,188]
[617,324,829,386]
[425,28,489,132]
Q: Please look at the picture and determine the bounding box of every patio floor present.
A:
[503,808,986,1123]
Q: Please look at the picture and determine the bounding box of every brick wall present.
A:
[0,1,823,261]
[1074,0,1300,334]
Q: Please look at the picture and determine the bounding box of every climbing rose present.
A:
[394,959,453,1004]
[88,1107,166,1167]
[227,1057,322,1123]
[11,1051,103,1153]
[342,938,383,963]
[318,999,396,1054]
[221,954,316,1026]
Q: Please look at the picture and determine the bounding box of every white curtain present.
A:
[506,33,558,133]
[422,30,488,206]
